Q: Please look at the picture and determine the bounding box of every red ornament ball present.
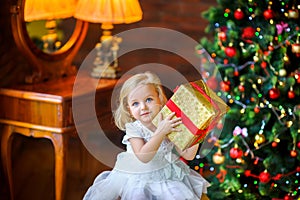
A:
[288,90,295,99]
[272,141,278,148]
[220,81,231,92]
[290,150,298,157]
[244,170,251,177]
[259,171,271,183]
[238,85,245,92]
[284,195,294,200]
[234,8,245,20]
[242,27,256,39]
[296,72,300,84]
[218,31,227,42]
[223,59,229,64]
[234,70,239,76]
[263,9,274,20]
[268,45,274,51]
[229,147,243,159]
[225,46,237,57]
[268,87,280,99]
[254,106,260,113]
[260,61,267,69]
[297,141,300,149]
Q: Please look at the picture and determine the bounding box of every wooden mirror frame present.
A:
[10,0,89,83]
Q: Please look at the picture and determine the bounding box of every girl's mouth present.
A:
[140,112,150,116]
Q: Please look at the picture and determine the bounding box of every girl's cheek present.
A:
[131,107,139,113]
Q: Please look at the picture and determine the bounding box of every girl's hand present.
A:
[155,112,182,136]
[176,144,199,160]
[130,112,181,163]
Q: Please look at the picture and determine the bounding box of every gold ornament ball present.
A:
[292,43,300,54]
[212,151,225,164]
[255,134,266,144]
[288,9,299,19]
[283,54,290,63]
[279,69,287,77]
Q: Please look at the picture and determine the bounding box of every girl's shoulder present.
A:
[125,121,153,139]
[125,121,140,134]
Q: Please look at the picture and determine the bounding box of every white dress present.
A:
[83,120,210,200]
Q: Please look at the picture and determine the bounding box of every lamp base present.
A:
[90,65,121,79]
[90,29,122,79]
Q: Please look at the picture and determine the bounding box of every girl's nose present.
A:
[140,102,147,109]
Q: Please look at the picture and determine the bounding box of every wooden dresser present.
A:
[0,74,118,200]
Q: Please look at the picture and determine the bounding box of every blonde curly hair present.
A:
[113,72,167,131]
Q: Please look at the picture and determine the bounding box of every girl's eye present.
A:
[146,98,153,103]
[132,102,139,107]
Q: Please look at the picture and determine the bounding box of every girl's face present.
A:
[127,84,162,127]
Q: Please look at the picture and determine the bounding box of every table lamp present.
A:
[24,0,77,53]
[74,0,143,78]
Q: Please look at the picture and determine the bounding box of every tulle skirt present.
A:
[83,152,210,200]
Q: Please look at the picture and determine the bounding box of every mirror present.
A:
[10,0,89,83]
[26,18,76,53]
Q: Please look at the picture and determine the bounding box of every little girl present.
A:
[83,72,210,200]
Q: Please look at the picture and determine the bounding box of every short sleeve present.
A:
[122,122,143,145]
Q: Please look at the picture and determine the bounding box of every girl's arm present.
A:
[175,143,199,160]
[129,112,181,163]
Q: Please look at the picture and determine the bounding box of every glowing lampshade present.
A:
[74,0,143,78]
[24,0,77,22]
[74,0,142,24]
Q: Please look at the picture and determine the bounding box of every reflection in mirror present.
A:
[24,0,77,53]
[10,0,88,83]
[26,18,76,53]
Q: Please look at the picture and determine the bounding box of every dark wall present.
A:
[0,0,216,87]
[0,0,32,87]
[74,0,217,83]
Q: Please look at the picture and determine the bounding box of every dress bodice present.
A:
[115,120,180,173]
[122,120,174,155]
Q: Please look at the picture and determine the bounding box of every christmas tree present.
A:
[190,0,300,199]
